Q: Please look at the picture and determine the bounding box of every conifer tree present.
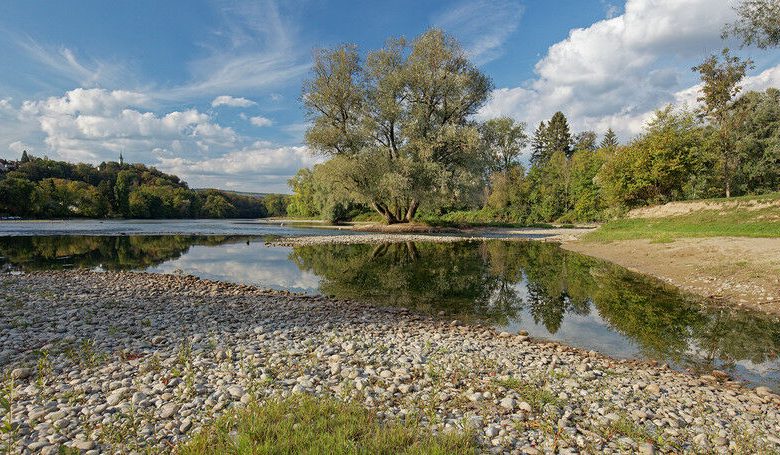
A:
[530,121,547,165]
[600,128,619,149]
[545,112,573,159]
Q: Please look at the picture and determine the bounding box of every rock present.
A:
[755,386,772,397]
[646,383,661,395]
[499,331,512,338]
[106,392,123,406]
[638,443,656,455]
[73,440,96,450]
[518,401,533,413]
[693,433,708,447]
[11,368,32,380]
[159,403,179,419]
[180,418,192,433]
[227,385,245,399]
[485,426,500,437]
[500,397,516,410]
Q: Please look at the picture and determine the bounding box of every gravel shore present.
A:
[1,271,779,454]
[269,233,542,246]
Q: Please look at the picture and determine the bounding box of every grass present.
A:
[492,377,562,412]
[179,394,476,455]
[584,198,780,242]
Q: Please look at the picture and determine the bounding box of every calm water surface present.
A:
[0,233,778,391]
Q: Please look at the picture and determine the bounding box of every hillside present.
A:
[585,193,780,241]
[0,155,276,219]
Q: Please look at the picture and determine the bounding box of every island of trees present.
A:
[0,153,288,219]
[288,4,779,225]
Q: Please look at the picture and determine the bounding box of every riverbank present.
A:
[1,271,779,453]
[268,226,594,246]
[563,237,780,316]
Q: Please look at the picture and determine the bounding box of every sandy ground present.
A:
[563,237,780,315]
[625,197,780,219]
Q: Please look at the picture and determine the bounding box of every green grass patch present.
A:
[493,377,562,412]
[179,394,477,454]
[584,204,780,242]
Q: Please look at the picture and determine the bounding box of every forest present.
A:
[0,154,287,219]
[288,19,780,225]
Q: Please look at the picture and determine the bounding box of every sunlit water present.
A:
[0,231,778,391]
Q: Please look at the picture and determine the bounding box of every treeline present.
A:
[287,26,779,225]
[0,154,288,219]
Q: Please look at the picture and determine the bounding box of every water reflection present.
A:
[0,235,777,390]
[290,241,780,388]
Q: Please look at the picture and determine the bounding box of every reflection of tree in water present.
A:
[0,235,255,271]
[291,240,780,376]
[291,241,525,325]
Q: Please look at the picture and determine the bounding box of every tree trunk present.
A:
[372,201,399,224]
[404,199,419,222]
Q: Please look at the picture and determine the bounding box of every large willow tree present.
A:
[303,29,492,223]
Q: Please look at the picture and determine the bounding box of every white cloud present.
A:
[211,95,256,107]
[8,141,32,155]
[158,0,309,100]
[249,115,273,127]
[157,142,322,192]
[478,0,740,143]
[10,36,129,90]
[433,0,524,65]
[18,88,236,163]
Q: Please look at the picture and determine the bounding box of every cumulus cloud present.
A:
[211,95,256,107]
[157,142,322,192]
[433,0,524,65]
[249,115,273,127]
[18,88,236,163]
[478,0,740,143]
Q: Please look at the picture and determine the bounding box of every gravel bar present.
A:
[1,271,779,454]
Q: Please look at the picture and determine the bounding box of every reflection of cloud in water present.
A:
[147,243,321,293]
[736,359,780,375]
[501,304,642,360]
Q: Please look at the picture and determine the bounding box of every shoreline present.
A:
[563,237,780,316]
[1,271,778,453]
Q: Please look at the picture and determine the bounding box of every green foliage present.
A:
[724,0,780,49]
[597,107,711,208]
[480,117,528,173]
[0,154,269,219]
[732,88,780,194]
[584,197,780,241]
[599,128,619,150]
[544,112,574,159]
[180,394,476,454]
[303,28,491,223]
[200,194,238,219]
[290,37,777,225]
[693,49,753,198]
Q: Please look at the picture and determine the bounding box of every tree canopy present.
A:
[303,28,492,223]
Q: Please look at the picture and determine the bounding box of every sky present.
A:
[0,0,778,193]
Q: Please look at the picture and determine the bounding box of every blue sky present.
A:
[0,0,778,192]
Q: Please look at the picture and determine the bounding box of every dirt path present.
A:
[563,237,780,315]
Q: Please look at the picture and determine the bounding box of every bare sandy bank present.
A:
[563,237,780,315]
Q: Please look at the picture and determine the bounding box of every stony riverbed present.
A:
[1,271,779,454]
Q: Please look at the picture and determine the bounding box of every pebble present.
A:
[0,271,778,454]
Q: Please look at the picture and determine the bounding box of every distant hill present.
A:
[0,154,288,219]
